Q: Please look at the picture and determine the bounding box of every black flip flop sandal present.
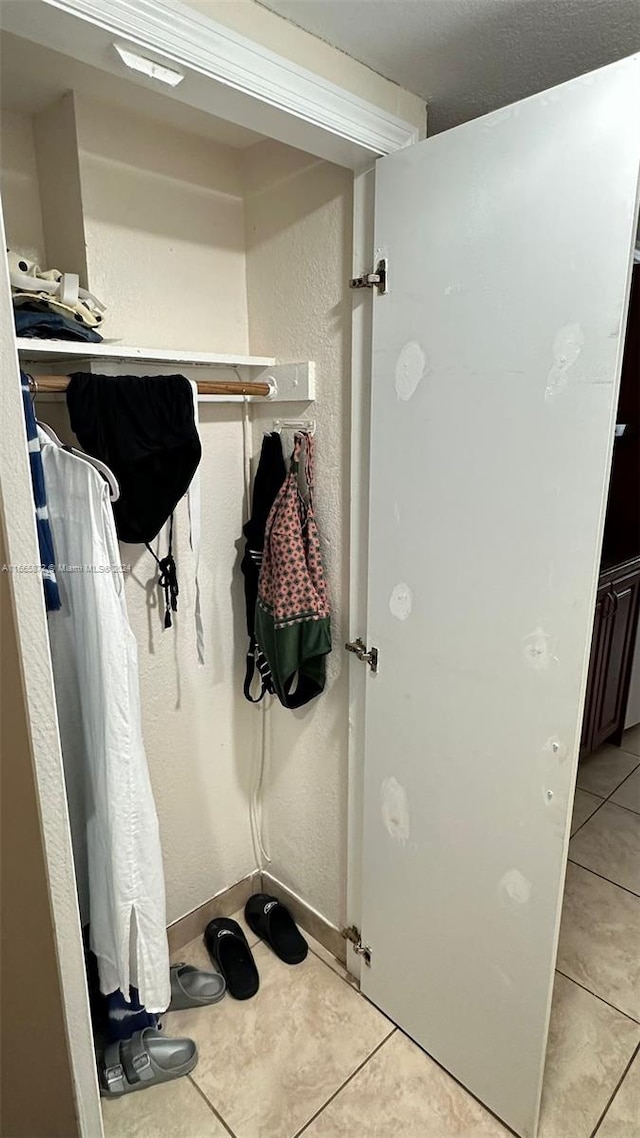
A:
[244,893,308,965]
[203,918,259,1000]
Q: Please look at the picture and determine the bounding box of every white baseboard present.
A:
[168,868,346,965]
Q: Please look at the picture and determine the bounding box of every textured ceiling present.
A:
[259,0,640,133]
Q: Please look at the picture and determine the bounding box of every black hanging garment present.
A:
[241,432,286,701]
[66,373,201,628]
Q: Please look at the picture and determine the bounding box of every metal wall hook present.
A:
[272,418,316,435]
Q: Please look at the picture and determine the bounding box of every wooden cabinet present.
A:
[581,264,640,756]
[581,581,609,753]
[581,557,640,754]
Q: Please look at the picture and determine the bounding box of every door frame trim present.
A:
[346,167,377,981]
[0,212,104,1137]
[5,0,422,169]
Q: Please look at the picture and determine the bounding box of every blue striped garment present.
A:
[20,373,61,611]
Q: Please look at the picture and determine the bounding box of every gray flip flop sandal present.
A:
[100,1028,197,1097]
[169,962,226,1010]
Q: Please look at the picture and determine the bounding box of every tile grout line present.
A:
[183,931,384,1138]
[599,753,640,800]
[292,1029,397,1138]
[180,934,375,1138]
[589,1040,640,1138]
[609,800,640,818]
[306,942,359,990]
[600,747,640,766]
[578,755,640,802]
[187,1074,238,1138]
[570,795,607,840]
[564,762,640,1135]
[298,1013,521,1138]
[602,797,640,818]
[555,968,640,1026]
[567,858,640,900]
[572,757,640,839]
[580,788,640,820]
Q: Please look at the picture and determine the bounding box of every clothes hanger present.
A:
[271,418,316,436]
[38,421,121,503]
[29,377,121,502]
[36,419,64,447]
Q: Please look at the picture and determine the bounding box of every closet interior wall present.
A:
[0,109,46,265]
[243,140,353,925]
[1,77,352,930]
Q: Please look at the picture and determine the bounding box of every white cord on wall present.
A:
[242,395,271,868]
[251,698,272,867]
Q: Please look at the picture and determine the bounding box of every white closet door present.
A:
[360,55,640,1138]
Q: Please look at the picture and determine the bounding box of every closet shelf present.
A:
[16,340,316,403]
[15,339,276,368]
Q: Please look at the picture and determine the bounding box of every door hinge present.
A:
[342,925,372,966]
[345,637,379,673]
[349,257,389,295]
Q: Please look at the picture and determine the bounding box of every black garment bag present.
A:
[67,373,201,627]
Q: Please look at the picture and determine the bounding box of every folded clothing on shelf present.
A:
[7,249,107,331]
[15,303,104,342]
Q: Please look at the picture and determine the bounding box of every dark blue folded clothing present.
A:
[83,931,159,1049]
[105,987,159,1042]
[15,305,103,343]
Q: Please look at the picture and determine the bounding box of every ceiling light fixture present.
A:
[113,43,185,88]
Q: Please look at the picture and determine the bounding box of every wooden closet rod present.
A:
[30,374,272,398]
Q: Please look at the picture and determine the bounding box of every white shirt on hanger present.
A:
[42,436,170,1013]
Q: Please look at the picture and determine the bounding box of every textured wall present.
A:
[70,99,256,923]
[242,140,353,927]
[73,95,250,352]
[33,93,89,287]
[2,99,354,933]
[0,109,45,264]
[124,407,259,923]
[69,99,257,921]
[13,93,259,924]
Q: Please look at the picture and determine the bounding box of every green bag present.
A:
[255,432,331,708]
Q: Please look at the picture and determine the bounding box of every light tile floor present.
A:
[102,732,640,1138]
